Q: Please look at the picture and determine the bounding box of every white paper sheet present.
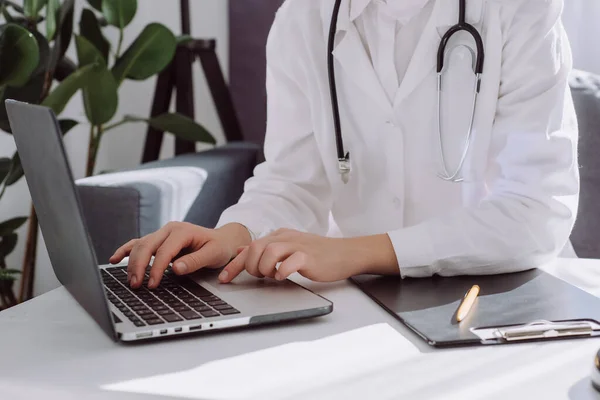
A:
[103,323,420,400]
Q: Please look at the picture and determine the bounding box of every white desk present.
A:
[2,258,600,400]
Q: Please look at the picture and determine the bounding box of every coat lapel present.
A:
[395,0,485,105]
[323,0,393,114]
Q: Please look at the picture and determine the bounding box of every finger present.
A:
[236,246,248,255]
[110,239,138,264]
[148,231,193,289]
[245,236,280,278]
[219,247,249,283]
[127,229,170,288]
[172,240,227,275]
[258,242,295,279]
[275,251,307,281]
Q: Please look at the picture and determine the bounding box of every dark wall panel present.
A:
[229,0,284,145]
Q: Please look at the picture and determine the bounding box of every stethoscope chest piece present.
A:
[338,153,351,184]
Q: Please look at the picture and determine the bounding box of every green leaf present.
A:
[76,35,117,125]
[102,0,136,29]
[41,63,95,115]
[75,34,104,67]
[0,217,28,236]
[31,29,49,76]
[0,157,10,183]
[58,118,77,134]
[5,152,22,186]
[87,0,102,12]
[46,0,59,39]
[0,234,17,258]
[144,113,216,145]
[82,65,118,125]
[80,8,110,62]
[112,23,176,84]
[23,0,46,18]
[0,72,45,133]
[0,24,39,87]
[48,0,74,73]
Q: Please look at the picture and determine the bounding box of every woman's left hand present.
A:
[217,228,399,283]
[218,229,355,283]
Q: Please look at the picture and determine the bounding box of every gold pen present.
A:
[456,285,480,323]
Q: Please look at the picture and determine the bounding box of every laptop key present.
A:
[193,306,211,312]
[137,309,154,316]
[146,318,164,325]
[133,320,146,327]
[152,305,168,311]
[200,310,220,318]
[173,305,190,312]
[213,304,233,311]
[141,313,159,321]
[163,314,183,323]
[180,311,202,320]
[207,300,226,306]
[157,309,174,316]
[179,280,213,298]
[220,309,241,315]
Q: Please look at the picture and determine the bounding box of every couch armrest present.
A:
[76,142,260,263]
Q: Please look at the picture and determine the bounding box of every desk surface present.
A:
[2,259,600,400]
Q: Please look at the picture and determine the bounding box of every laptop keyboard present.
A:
[101,266,240,327]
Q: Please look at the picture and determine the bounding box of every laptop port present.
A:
[189,325,202,331]
[160,329,168,335]
[136,332,152,339]
[174,327,183,333]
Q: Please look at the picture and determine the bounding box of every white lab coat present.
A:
[217,0,579,278]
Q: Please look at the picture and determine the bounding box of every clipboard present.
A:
[351,269,600,347]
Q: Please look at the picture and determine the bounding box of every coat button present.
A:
[392,196,402,209]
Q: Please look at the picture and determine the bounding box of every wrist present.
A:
[344,234,399,276]
[216,223,253,255]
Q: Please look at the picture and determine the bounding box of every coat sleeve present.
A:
[216,6,333,238]
[388,0,580,277]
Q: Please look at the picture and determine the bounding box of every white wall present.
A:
[563,0,600,74]
[0,0,229,296]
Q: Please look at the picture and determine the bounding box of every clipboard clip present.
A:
[494,320,594,342]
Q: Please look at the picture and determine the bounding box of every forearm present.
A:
[345,234,400,276]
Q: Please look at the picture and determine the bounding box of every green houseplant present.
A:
[0,0,216,307]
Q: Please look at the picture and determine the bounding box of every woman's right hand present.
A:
[109,222,252,289]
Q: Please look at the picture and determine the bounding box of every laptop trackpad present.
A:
[190,269,283,293]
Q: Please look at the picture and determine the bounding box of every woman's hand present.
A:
[110,222,252,289]
[218,228,400,283]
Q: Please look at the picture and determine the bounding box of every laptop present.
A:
[6,100,333,342]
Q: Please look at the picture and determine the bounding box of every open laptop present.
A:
[6,100,333,342]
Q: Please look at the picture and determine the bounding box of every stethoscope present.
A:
[328,0,485,184]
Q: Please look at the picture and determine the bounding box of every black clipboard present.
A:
[352,269,600,347]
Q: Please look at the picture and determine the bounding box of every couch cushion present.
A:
[570,70,600,258]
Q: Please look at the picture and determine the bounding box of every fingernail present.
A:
[275,273,283,281]
[131,275,137,286]
[148,278,155,288]
[174,262,187,274]
[219,270,229,281]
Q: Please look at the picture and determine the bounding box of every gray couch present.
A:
[78,70,600,264]
[78,142,260,263]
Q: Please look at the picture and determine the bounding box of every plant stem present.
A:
[86,125,97,177]
[86,125,105,177]
[102,118,131,133]
[116,28,124,59]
